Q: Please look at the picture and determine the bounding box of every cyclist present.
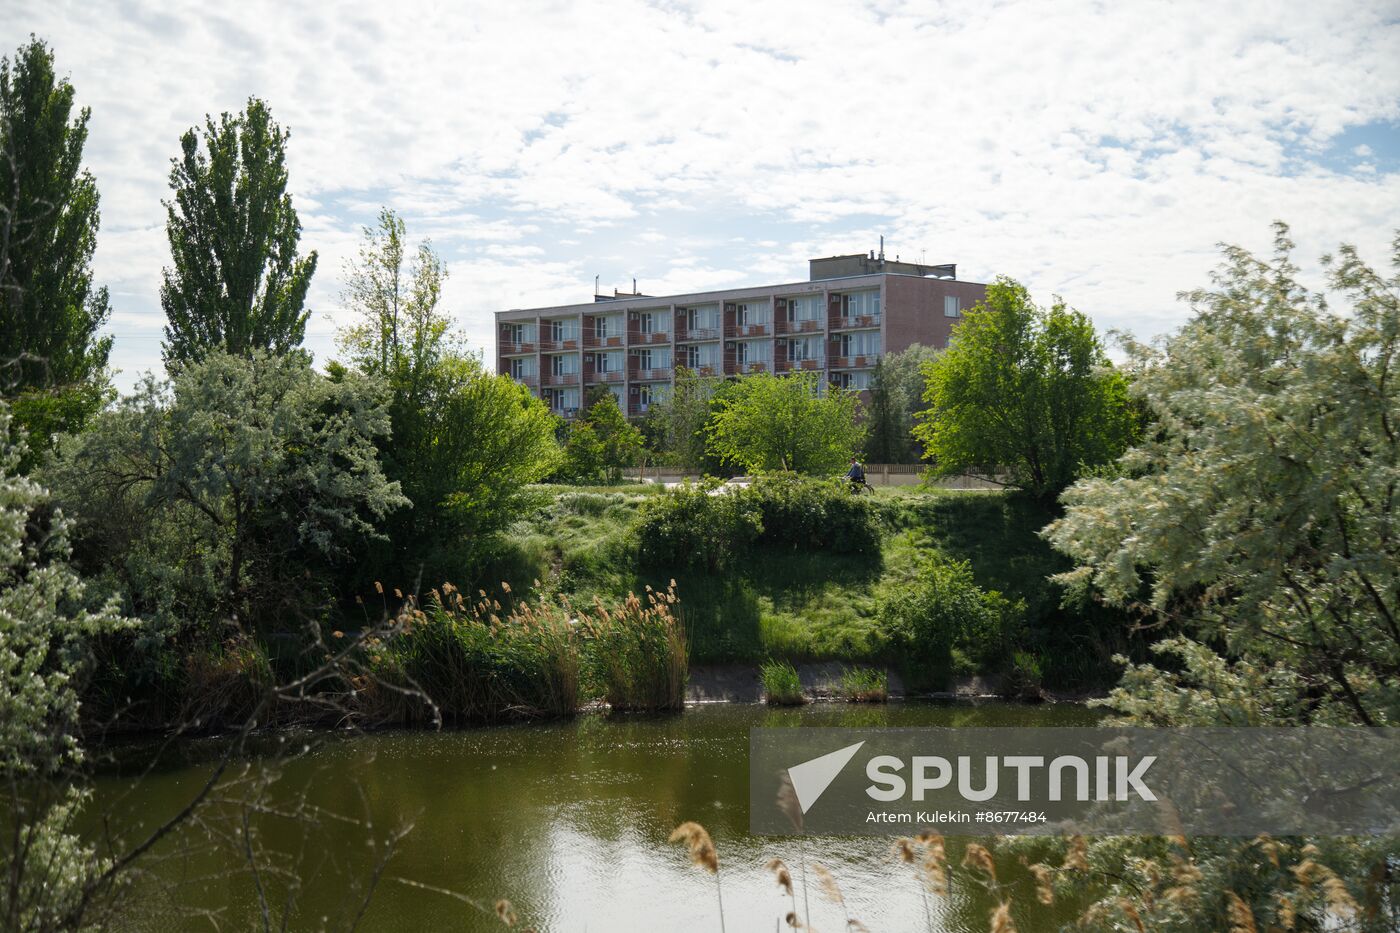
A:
[846,457,868,492]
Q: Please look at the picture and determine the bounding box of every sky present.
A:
[11,0,1400,390]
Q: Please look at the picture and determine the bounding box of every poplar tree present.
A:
[160,97,317,366]
[0,38,113,456]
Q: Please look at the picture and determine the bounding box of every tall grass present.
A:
[582,583,688,711]
[360,583,580,725]
[760,660,806,706]
[357,581,689,724]
[839,666,889,703]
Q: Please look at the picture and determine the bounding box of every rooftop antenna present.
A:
[633,277,637,293]
[878,236,885,261]
[594,274,600,295]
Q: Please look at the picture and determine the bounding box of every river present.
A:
[87,700,1099,932]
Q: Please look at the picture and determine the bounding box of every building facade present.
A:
[495,252,987,418]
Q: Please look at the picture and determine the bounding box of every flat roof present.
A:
[495,271,986,321]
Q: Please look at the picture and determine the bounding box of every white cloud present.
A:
[8,0,1399,385]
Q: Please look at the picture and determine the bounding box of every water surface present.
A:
[88,701,1098,932]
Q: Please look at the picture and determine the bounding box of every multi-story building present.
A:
[494,249,987,418]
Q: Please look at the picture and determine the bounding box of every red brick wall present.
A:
[883,277,988,353]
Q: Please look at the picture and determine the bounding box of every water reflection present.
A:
[86,701,1098,932]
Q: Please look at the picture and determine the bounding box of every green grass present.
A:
[839,666,889,703]
[488,484,1138,685]
[759,659,806,705]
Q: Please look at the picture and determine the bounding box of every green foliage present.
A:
[915,277,1137,498]
[634,475,882,575]
[336,210,560,588]
[0,38,113,460]
[0,404,128,927]
[1046,224,1400,727]
[877,555,1019,690]
[707,372,863,474]
[46,351,406,631]
[1033,225,1400,930]
[557,418,606,483]
[161,97,317,365]
[742,473,881,555]
[644,367,725,471]
[634,481,762,572]
[863,344,937,463]
[583,391,643,481]
[839,666,888,703]
[759,659,805,705]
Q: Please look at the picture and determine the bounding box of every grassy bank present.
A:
[490,482,1140,690]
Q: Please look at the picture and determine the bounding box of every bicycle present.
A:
[847,477,874,495]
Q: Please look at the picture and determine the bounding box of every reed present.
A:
[581,582,688,711]
[839,666,889,703]
[760,660,806,706]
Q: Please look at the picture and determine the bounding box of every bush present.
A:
[760,659,805,706]
[634,475,882,572]
[878,556,1021,690]
[744,473,881,555]
[634,482,762,572]
[839,666,889,703]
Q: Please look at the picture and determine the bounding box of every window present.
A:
[737,301,770,327]
[841,290,881,319]
[639,312,653,334]
[509,357,535,379]
[944,295,961,318]
[839,331,881,358]
[595,317,609,339]
[550,354,578,375]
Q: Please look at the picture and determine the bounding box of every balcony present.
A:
[727,322,772,338]
[828,355,877,369]
[775,359,824,373]
[583,333,625,349]
[585,369,624,384]
[539,371,581,387]
[829,313,882,331]
[775,319,824,335]
[675,327,721,342]
[737,360,770,374]
[630,367,673,382]
[628,330,671,346]
[508,373,539,387]
[499,340,537,355]
[550,406,580,419]
[537,336,580,351]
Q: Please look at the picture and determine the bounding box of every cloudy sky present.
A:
[13,0,1400,388]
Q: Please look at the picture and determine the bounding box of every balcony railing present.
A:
[829,313,882,330]
[775,359,824,373]
[775,319,824,335]
[629,330,671,345]
[680,364,719,377]
[675,327,721,341]
[737,360,770,374]
[539,371,581,387]
[630,367,673,382]
[728,322,772,338]
[828,355,876,369]
[583,334,625,348]
[537,337,580,351]
[550,406,580,419]
[508,373,539,387]
[585,369,624,384]
[499,341,537,354]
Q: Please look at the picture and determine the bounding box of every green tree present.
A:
[0,38,112,459]
[583,391,643,482]
[47,351,406,630]
[336,209,559,585]
[706,372,863,474]
[160,98,317,366]
[645,367,723,470]
[863,343,938,463]
[914,277,1137,498]
[558,418,606,483]
[1030,225,1400,929]
[0,404,128,930]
